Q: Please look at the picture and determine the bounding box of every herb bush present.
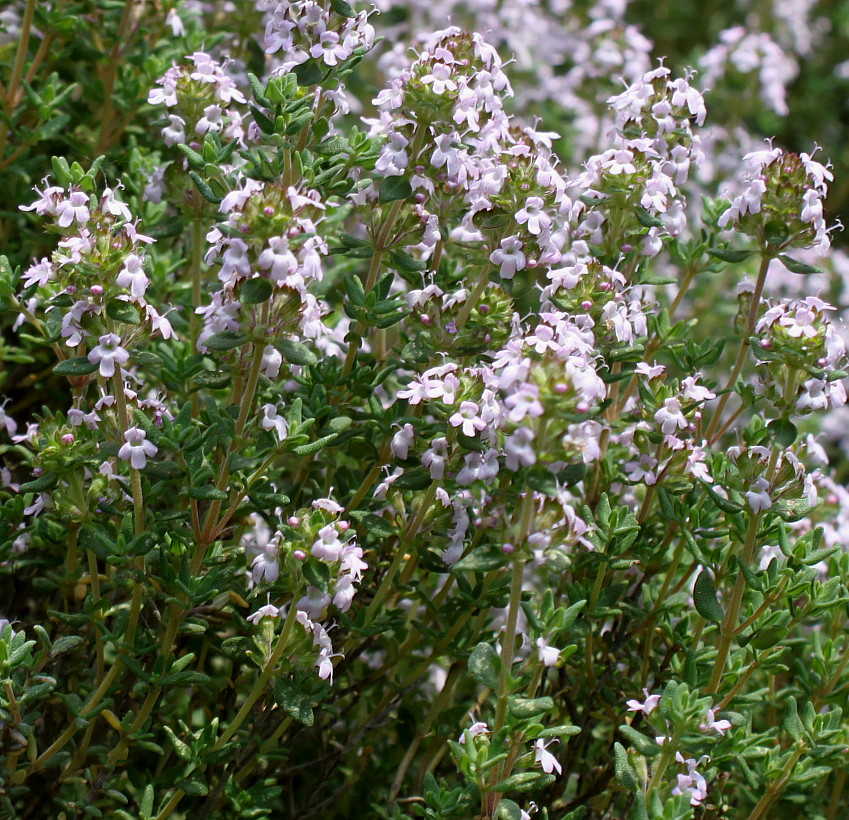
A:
[2,2,849,819]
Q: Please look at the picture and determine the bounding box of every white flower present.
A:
[311,524,345,562]
[636,362,665,379]
[297,586,331,620]
[672,754,709,806]
[745,476,772,513]
[654,397,687,435]
[490,236,526,279]
[422,437,449,480]
[258,236,298,282]
[390,423,415,460]
[420,63,456,95]
[247,603,281,624]
[260,404,288,441]
[536,637,560,667]
[625,454,658,485]
[56,191,91,227]
[118,427,158,470]
[533,738,562,775]
[458,719,490,743]
[88,333,130,378]
[626,688,661,715]
[515,196,550,236]
[116,254,149,300]
[700,707,732,736]
[449,401,487,437]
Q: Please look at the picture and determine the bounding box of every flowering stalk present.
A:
[705,252,773,442]
[341,124,427,378]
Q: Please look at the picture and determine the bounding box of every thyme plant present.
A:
[2,2,849,819]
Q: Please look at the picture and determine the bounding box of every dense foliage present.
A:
[2,2,849,819]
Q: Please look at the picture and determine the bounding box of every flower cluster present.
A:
[718,146,834,254]
[148,51,246,147]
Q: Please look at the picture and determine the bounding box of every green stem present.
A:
[645,734,679,803]
[217,602,300,750]
[746,744,805,820]
[454,266,490,330]
[341,125,428,379]
[0,0,36,158]
[199,332,266,546]
[190,217,203,418]
[486,491,534,817]
[705,253,771,442]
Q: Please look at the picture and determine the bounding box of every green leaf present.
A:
[704,484,745,513]
[614,743,639,792]
[735,555,763,591]
[379,175,412,204]
[276,338,318,366]
[451,544,508,573]
[106,300,141,325]
[640,273,677,286]
[50,635,84,657]
[313,135,349,155]
[635,207,664,228]
[203,330,249,351]
[508,696,554,719]
[53,356,99,376]
[783,697,805,741]
[495,800,523,820]
[132,350,162,366]
[619,724,662,757]
[249,104,275,134]
[188,486,228,501]
[392,468,431,491]
[537,724,581,739]
[20,472,59,493]
[139,785,154,820]
[162,726,192,761]
[329,0,356,16]
[189,171,222,204]
[158,670,212,687]
[468,642,500,688]
[492,772,556,793]
[177,144,204,169]
[177,774,208,796]
[348,512,397,538]
[52,155,73,186]
[764,219,790,247]
[291,433,338,456]
[272,677,315,726]
[630,791,649,820]
[248,73,272,107]
[240,277,273,305]
[774,496,822,522]
[707,248,756,263]
[779,255,822,274]
[768,417,797,448]
[293,59,323,86]
[693,569,724,623]
[388,249,427,272]
[192,370,231,389]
